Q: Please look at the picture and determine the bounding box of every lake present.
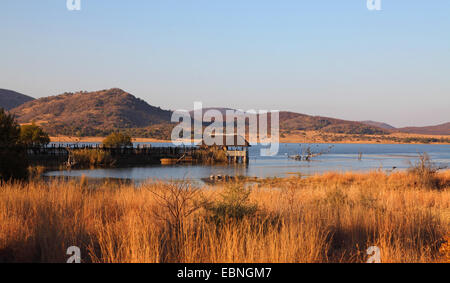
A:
[45,143,450,181]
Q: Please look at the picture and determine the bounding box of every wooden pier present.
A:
[25,144,195,167]
[23,136,250,168]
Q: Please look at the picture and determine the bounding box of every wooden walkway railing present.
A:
[24,144,198,157]
[17,144,249,167]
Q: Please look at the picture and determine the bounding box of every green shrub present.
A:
[102,132,133,148]
[19,123,50,147]
[206,185,258,221]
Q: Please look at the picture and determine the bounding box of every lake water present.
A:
[45,143,450,181]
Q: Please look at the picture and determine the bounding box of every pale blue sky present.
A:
[1,0,449,127]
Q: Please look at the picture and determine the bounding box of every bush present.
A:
[19,123,50,147]
[408,153,441,189]
[206,185,257,221]
[102,132,133,148]
[0,108,28,181]
[69,149,115,168]
[194,146,228,163]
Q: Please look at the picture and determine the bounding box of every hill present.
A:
[361,120,396,130]
[361,120,450,136]
[8,89,395,138]
[278,112,389,135]
[0,89,34,110]
[190,108,389,135]
[398,122,450,135]
[11,88,172,136]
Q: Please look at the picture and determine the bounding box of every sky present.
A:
[1,0,449,127]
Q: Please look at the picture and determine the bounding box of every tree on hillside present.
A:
[0,108,28,181]
[19,123,50,147]
[102,132,133,148]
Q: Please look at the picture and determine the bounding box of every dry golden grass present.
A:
[0,170,449,263]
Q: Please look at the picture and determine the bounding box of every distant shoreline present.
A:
[50,132,450,145]
[277,131,450,145]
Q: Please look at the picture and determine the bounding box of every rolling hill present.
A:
[191,108,389,135]
[9,87,448,138]
[0,89,34,110]
[398,122,450,135]
[11,88,172,136]
[278,112,388,135]
[361,120,450,135]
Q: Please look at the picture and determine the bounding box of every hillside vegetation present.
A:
[11,88,172,137]
[195,109,390,136]
[361,120,396,130]
[279,112,389,135]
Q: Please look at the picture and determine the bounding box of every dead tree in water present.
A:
[289,144,334,162]
[358,151,363,161]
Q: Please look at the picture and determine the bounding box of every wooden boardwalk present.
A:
[23,144,249,168]
[26,144,193,156]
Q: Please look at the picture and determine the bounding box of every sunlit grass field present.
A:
[0,169,449,263]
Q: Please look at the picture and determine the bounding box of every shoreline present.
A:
[50,135,450,145]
